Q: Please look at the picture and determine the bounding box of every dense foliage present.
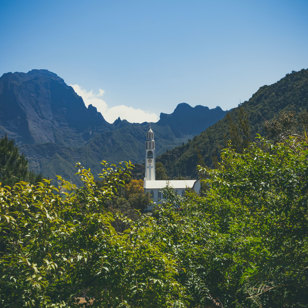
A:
[171,136,308,307]
[0,137,307,307]
[103,178,151,218]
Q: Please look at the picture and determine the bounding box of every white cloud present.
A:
[71,84,159,124]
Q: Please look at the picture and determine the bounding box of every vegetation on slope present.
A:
[158,69,308,178]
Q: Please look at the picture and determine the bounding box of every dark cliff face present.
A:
[158,102,226,137]
[0,72,34,143]
[0,69,110,145]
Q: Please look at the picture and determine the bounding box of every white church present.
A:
[143,128,200,202]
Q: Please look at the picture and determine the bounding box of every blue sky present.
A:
[1,0,307,123]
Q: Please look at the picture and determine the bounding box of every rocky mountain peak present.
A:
[0,69,110,145]
[158,102,227,137]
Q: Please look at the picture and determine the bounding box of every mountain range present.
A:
[0,69,226,181]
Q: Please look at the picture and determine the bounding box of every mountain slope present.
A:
[158,103,225,137]
[0,69,110,146]
[0,69,226,181]
[158,69,308,178]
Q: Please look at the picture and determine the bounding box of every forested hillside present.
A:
[158,69,308,178]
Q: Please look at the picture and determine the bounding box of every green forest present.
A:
[0,133,307,307]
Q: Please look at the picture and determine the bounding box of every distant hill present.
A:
[158,69,308,178]
[157,103,225,137]
[0,69,226,181]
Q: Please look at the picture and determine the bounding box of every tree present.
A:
[0,136,40,186]
[155,161,168,180]
[152,135,307,307]
[264,110,308,142]
[226,107,251,153]
[195,136,308,306]
[0,161,185,307]
[103,177,151,216]
[124,179,150,211]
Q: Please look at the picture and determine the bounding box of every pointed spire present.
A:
[145,127,156,181]
[146,126,154,141]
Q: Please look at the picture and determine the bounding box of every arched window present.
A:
[147,150,153,159]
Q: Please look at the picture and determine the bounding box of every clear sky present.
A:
[1,0,307,123]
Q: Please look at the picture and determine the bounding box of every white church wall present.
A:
[143,128,200,205]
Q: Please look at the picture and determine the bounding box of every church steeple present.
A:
[145,127,155,181]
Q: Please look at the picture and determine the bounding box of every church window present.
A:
[147,151,153,158]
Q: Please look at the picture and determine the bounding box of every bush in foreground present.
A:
[0,137,307,307]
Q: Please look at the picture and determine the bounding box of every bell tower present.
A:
[145,127,155,181]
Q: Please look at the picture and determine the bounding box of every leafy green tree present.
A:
[151,135,307,307]
[226,106,251,152]
[0,136,40,186]
[156,161,168,180]
[264,110,308,142]
[101,176,151,217]
[196,136,307,306]
[124,179,151,211]
[0,161,185,307]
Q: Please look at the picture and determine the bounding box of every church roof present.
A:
[146,128,154,140]
[144,180,198,190]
